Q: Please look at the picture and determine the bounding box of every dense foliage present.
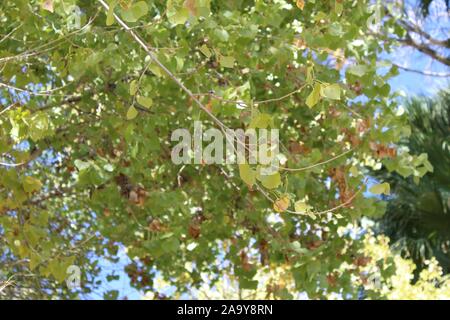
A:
[0,0,437,299]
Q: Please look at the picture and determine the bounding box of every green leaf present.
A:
[29,112,49,141]
[347,65,367,77]
[219,55,235,68]
[126,106,138,120]
[321,83,341,100]
[239,278,258,290]
[379,83,391,97]
[48,258,68,283]
[29,253,41,271]
[103,164,114,172]
[294,200,313,214]
[106,0,117,26]
[137,96,153,108]
[259,172,281,189]
[350,166,359,177]
[23,176,42,193]
[290,241,308,254]
[74,159,90,171]
[306,66,314,85]
[120,1,149,23]
[104,290,119,300]
[369,182,391,195]
[239,164,256,186]
[168,8,189,25]
[249,113,272,129]
[214,29,230,42]
[149,63,164,77]
[306,83,322,108]
[24,224,45,247]
[129,80,139,96]
[199,45,212,58]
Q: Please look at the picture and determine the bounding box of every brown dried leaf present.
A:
[188,223,201,239]
[296,0,305,10]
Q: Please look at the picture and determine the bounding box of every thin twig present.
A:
[285,183,365,216]
[193,84,307,106]
[278,148,354,172]
[254,84,307,105]
[392,63,450,77]
[0,102,17,116]
[0,276,16,293]
[0,82,71,97]
[0,23,23,44]
[0,13,98,65]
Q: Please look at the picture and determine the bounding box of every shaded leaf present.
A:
[126,106,138,120]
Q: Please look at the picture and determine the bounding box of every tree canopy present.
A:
[0,0,441,299]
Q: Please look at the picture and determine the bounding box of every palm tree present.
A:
[375,88,450,276]
[419,0,449,16]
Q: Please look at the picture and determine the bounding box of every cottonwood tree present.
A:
[0,0,435,299]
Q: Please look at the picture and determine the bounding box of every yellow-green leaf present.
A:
[121,1,149,23]
[294,200,312,214]
[369,182,391,195]
[350,166,359,177]
[29,253,41,271]
[294,200,316,219]
[347,65,367,77]
[199,45,212,58]
[306,66,314,85]
[168,8,189,25]
[23,176,42,193]
[129,80,138,96]
[239,164,256,186]
[106,1,117,26]
[321,83,341,100]
[220,56,235,68]
[126,105,138,120]
[249,113,272,129]
[259,172,281,189]
[149,63,163,77]
[306,83,322,108]
[137,96,153,109]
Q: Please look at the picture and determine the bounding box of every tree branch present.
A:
[393,63,450,77]
[399,35,450,66]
